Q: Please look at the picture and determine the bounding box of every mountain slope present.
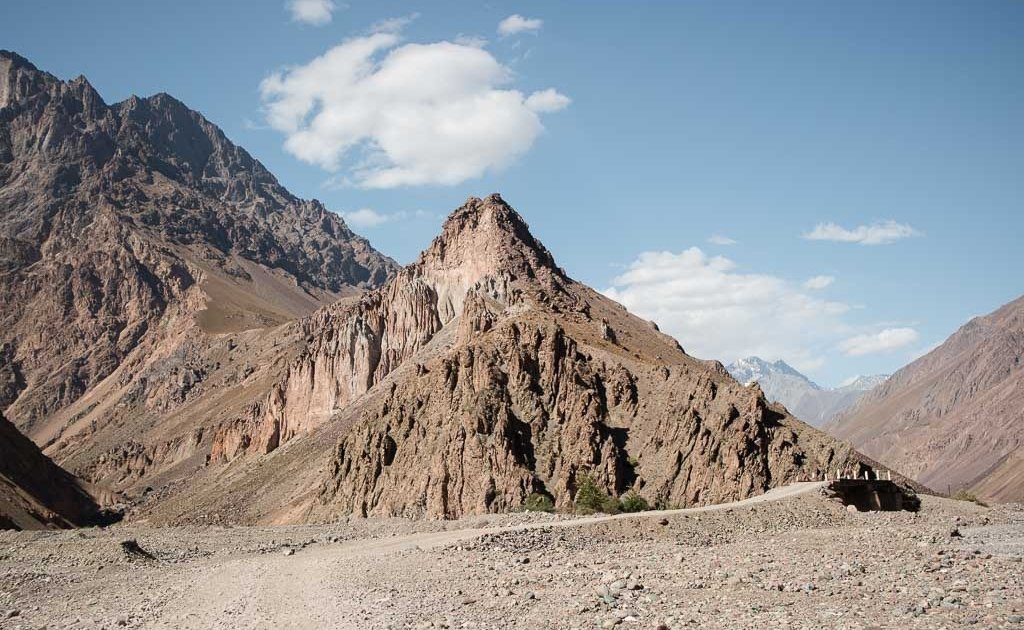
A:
[117,195,896,524]
[0,411,100,530]
[0,50,396,446]
[727,357,886,427]
[828,296,1024,502]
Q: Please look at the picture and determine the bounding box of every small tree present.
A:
[522,492,555,513]
[619,490,650,513]
[574,474,618,514]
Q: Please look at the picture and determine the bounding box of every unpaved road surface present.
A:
[2,484,1022,629]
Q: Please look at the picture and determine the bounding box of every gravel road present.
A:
[1,483,1021,629]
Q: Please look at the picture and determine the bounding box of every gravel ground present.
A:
[0,487,1021,629]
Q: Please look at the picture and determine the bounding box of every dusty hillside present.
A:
[828,295,1024,502]
[112,195,899,525]
[0,51,396,471]
[0,411,100,530]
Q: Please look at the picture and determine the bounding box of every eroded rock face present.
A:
[208,197,565,464]
[313,289,868,519]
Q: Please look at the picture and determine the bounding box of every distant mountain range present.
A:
[829,295,1024,503]
[726,357,887,427]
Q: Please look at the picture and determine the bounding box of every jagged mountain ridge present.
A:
[0,50,397,442]
[115,195,898,524]
[828,296,1024,503]
[726,357,887,427]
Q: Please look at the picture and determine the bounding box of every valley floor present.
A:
[1,483,1022,630]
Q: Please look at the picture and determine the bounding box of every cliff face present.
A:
[208,198,566,465]
[829,296,1024,503]
[0,411,100,530]
[0,51,396,449]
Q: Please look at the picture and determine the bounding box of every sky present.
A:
[3,0,1022,386]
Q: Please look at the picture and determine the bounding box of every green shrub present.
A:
[952,490,988,507]
[522,492,555,513]
[619,490,650,513]
[574,474,617,514]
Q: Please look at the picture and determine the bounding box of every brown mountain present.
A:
[0,410,100,530]
[118,195,891,524]
[828,295,1024,503]
[0,50,396,448]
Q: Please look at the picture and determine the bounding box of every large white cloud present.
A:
[260,30,570,188]
[287,0,339,26]
[839,328,920,356]
[803,220,920,245]
[603,248,853,372]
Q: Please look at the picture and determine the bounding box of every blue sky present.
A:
[3,0,1022,386]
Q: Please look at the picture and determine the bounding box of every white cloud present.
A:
[342,208,392,228]
[498,14,543,36]
[803,220,920,245]
[838,328,920,356]
[525,88,571,113]
[707,234,737,246]
[340,208,432,228]
[369,13,418,34]
[603,248,852,372]
[454,34,488,48]
[287,0,339,26]
[260,29,570,188]
[803,275,835,290]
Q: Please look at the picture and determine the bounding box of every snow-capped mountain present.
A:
[726,357,887,427]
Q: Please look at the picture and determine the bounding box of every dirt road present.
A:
[148,483,828,629]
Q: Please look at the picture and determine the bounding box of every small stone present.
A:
[283,548,295,556]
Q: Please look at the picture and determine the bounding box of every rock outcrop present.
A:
[828,295,1024,503]
[0,411,101,529]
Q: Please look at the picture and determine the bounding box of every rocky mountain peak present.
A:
[417,193,563,286]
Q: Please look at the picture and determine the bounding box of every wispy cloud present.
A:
[524,89,571,113]
[803,275,835,290]
[707,234,737,246]
[497,14,543,37]
[260,24,570,188]
[341,208,431,228]
[803,220,920,245]
[287,0,341,26]
[838,327,920,356]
